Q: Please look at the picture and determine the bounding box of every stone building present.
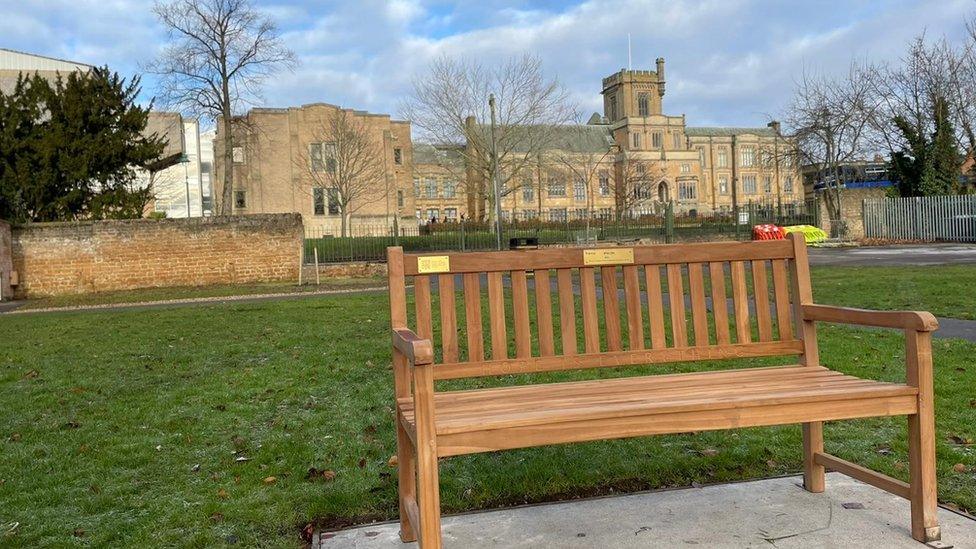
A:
[414,58,805,220]
[213,103,416,235]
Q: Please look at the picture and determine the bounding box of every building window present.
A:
[397,190,404,208]
[522,182,534,202]
[679,181,697,200]
[443,180,456,198]
[547,173,566,196]
[310,142,337,173]
[234,190,246,209]
[574,208,588,219]
[444,208,457,222]
[636,163,647,176]
[631,132,641,149]
[549,208,567,222]
[608,96,617,121]
[599,207,613,219]
[415,209,421,219]
[599,170,610,196]
[313,188,326,215]
[784,176,794,193]
[638,93,649,117]
[672,132,681,149]
[743,174,757,194]
[522,209,538,220]
[327,188,340,215]
[424,178,438,198]
[573,175,586,201]
[426,208,439,221]
[652,132,662,149]
[763,175,772,194]
[232,146,245,163]
[680,163,690,174]
[393,147,402,165]
[413,177,420,197]
[719,175,729,195]
[697,147,706,168]
[741,147,755,168]
[717,148,728,168]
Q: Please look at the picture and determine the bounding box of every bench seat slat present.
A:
[534,269,555,357]
[463,273,484,362]
[398,365,917,438]
[556,269,577,355]
[601,267,622,351]
[432,394,918,457]
[709,262,731,345]
[645,265,667,349]
[580,267,600,353]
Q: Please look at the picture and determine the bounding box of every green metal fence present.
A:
[303,200,819,264]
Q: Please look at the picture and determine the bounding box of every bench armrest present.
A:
[392,328,434,365]
[802,304,939,332]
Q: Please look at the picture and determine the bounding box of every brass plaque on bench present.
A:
[583,248,635,266]
[417,255,451,274]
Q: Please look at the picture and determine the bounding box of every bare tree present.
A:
[784,63,878,233]
[615,159,669,217]
[295,109,386,237]
[149,0,295,215]
[548,119,617,236]
[400,54,574,221]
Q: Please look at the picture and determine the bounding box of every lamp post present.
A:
[180,153,191,218]
[489,93,503,250]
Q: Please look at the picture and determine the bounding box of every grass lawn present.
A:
[812,265,976,320]
[1,268,975,547]
[14,277,386,311]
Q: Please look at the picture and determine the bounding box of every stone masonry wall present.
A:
[11,214,303,298]
[0,220,12,301]
[817,187,888,240]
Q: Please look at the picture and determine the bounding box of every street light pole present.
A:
[489,93,503,250]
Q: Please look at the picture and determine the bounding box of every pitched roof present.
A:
[685,126,776,137]
[414,143,465,166]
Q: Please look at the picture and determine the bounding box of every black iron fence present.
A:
[303,200,819,264]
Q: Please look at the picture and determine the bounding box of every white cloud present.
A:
[4,0,973,128]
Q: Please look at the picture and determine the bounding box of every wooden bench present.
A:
[387,233,941,548]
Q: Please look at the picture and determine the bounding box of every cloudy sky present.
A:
[3,0,972,128]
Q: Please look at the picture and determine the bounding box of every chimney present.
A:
[656,57,666,97]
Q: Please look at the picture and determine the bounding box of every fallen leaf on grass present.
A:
[699,448,719,457]
[263,476,276,485]
[358,458,367,468]
[388,455,398,467]
[217,489,228,499]
[305,468,337,481]
[234,456,250,463]
[210,513,224,523]
[9,433,21,442]
[72,528,85,537]
[948,434,974,445]
[23,370,39,379]
[970,399,976,408]
[953,463,969,473]
[766,459,778,468]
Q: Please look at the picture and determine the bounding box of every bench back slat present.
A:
[462,273,484,362]
[688,263,709,346]
[601,267,623,351]
[666,264,688,347]
[438,274,459,363]
[487,272,507,360]
[771,260,793,340]
[389,238,810,379]
[580,267,601,353]
[730,261,751,343]
[511,270,533,358]
[645,265,667,349]
[534,269,556,356]
[752,260,774,342]
[622,265,644,350]
[708,261,731,345]
[556,268,578,355]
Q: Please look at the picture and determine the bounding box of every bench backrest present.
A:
[387,233,814,380]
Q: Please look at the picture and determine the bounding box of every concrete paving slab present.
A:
[318,473,976,548]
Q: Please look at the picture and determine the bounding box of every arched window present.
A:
[658,181,670,202]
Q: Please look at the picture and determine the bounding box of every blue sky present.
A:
[2,0,972,127]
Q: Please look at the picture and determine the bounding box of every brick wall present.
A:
[11,214,303,298]
[817,187,888,240]
[0,220,11,301]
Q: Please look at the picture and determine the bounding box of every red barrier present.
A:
[752,224,785,241]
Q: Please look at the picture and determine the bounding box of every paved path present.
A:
[318,473,975,548]
[809,243,976,266]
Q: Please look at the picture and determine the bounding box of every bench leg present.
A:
[395,412,418,542]
[908,412,940,542]
[416,436,442,549]
[802,421,825,493]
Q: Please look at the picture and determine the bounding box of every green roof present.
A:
[414,143,464,166]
